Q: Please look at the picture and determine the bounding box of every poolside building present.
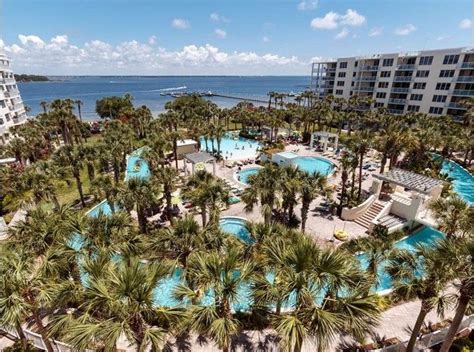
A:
[0,52,27,144]
[311,47,474,119]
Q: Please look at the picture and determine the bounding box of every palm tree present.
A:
[78,145,97,183]
[182,171,229,226]
[154,166,178,222]
[428,194,472,238]
[90,174,120,213]
[337,153,353,215]
[438,237,474,352]
[175,246,254,352]
[40,101,49,114]
[53,145,86,207]
[349,131,372,202]
[299,171,329,233]
[74,100,83,121]
[386,242,455,352]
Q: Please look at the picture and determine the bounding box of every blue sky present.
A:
[1,0,473,75]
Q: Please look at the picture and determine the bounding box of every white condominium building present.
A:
[0,52,27,143]
[311,47,474,117]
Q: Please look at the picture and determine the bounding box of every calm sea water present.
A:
[18,76,310,121]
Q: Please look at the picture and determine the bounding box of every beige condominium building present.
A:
[0,52,27,143]
[311,47,474,118]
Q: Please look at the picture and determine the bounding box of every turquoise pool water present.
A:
[357,226,444,293]
[236,167,261,185]
[126,148,151,180]
[441,159,474,204]
[86,200,114,218]
[200,134,261,160]
[292,156,334,176]
[219,217,253,244]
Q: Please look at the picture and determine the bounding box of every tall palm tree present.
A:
[386,242,455,352]
[154,166,178,222]
[182,171,229,226]
[74,100,83,122]
[299,171,329,233]
[90,174,120,213]
[53,145,86,207]
[349,131,372,202]
[428,194,472,238]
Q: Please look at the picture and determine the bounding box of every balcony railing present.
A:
[397,64,416,70]
[360,65,379,71]
[388,109,404,114]
[388,98,407,105]
[391,87,410,93]
[326,67,336,72]
[2,91,10,98]
[394,76,413,82]
[451,89,474,96]
[357,76,377,81]
[455,76,474,82]
[445,102,467,109]
[459,62,474,69]
[353,86,375,92]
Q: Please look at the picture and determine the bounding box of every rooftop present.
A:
[184,151,215,164]
[373,168,444,194]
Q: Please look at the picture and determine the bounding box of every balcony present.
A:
[326,67,336,72]
[13,103,24,111]
[451,89,474,96]
[445,102,466,110]
[391,87,410,93]
[388,109,404,114]
[455,76,474,82]
[357,76,377,82]
[360,65,379,71]
[353,86,375,92]
[394,76,413,82]
[397,64,416,70]
[458,62,474,69]
[388,98,407,105]
[2,91,10,98]
[0,62,10,70]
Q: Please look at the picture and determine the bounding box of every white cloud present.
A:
[148,36,157,45]
[51,35,68,45]
[1,34,309,75]
[436,35,451,41]
[210,12,229,23]
[340,9,366,26]
[0,39,4,48]
[335,28,349,39]
[459,18,472,29]
[18,34,45,48]
[311,9,365,30]
[394,24,416,35]
[171,18,190,29]
[311,12,339,29]
[262,36,270,43]
[369,26,383,37]
[297,1,318,11]
[214,28,227,39]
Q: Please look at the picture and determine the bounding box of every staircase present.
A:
[354,201,385,229]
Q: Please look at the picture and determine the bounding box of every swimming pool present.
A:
[86,200,114,217]
[357,226,444,294]
[125,148,151,180]
[235,167,261,185]
[441,159,474,204]
[199,134,261,160]
[292,156,334,176]
[219,216,253,244]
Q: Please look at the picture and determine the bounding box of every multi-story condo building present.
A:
[311,47,474,118]
[0,52,27,143]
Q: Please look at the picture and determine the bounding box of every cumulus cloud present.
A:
[297,1,318,11]
[368,27,383,37]
[148,36,157,45]
[1,34,309,75]
[335,28,349,39]
[394,24,416,35]
[436,35,451,41]
[171,18,190,29]
[0,39,4,48]
[51,35,68,45]
[459,18,472,29]
[311,9,365,30]
[210,12,229,22]
[214,28,227,39]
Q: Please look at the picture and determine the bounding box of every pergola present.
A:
[373,168,444,196]
[183,152,216,175]
[310,131,339,152]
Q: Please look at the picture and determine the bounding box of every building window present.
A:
[335,89,343,95]
[337,81,345,86]
[429,106,443,114]
[407,105,420,112]
[419,56,433,65]
[354,61,358,67]
[443,55,459,65]
[378,81,389,88]
[380,71,391,78]
[435,82,451,90]
[339,61,348,69]
[382,58,394,66]
[338,72,346,78]
[416,70,430,78]
[432,95,447,103]
[0,118,4,125]
[374,102,384,108]
[352,72,356,77]
[439,70,455,78]
[413,82,426,89]
[376,92,386,99]
[410,94,423,101]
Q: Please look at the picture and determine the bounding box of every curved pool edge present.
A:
[292,155,337,177]
[233,165,263,187]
